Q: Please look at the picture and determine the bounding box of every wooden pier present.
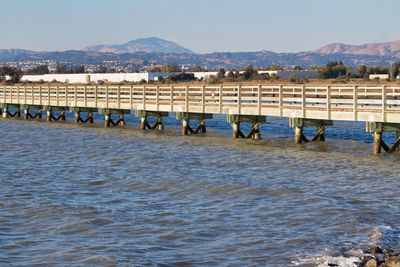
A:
[1,84,400,154]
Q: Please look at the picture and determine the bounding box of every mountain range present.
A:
[1,37,400,69]
[82,37,194,54]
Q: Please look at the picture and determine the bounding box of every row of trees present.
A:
[317,61,400,79]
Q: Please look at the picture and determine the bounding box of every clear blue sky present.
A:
[1,0,399,53]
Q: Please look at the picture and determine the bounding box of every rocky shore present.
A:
[357,246,400,267]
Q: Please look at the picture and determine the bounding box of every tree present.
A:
[217,68,225,79]
[266,65,283,71]
[74,65,85,73]
[189,66,206,72]
[292,66,303,71]
[391,62,400,78]
[162,64,180,73]
[241,65,256,80]
[0,66,22,83]
[25,65,49,75]
[150,66,162,72]
[358,65,367,78]
[56,65,73,74]
[97,66,108,73]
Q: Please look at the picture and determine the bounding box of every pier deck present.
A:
[1,84,400,154]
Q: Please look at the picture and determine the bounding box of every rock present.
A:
[384,255,400,267]
[363,258,378,267]
[368,246,383,255]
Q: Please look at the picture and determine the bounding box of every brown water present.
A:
[1,114,400,266]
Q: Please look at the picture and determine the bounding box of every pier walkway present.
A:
[1,84,400,154]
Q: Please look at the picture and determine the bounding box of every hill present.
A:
[82,37,194,54]
[312,40,400,57]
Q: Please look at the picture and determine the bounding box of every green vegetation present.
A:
[55,64,86,74]
[0,66,22,83]
[25,65,49,75]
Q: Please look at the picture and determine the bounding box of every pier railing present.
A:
[1,84,400,123]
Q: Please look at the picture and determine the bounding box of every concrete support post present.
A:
[253,122,260,140]
[46,110,51,122]
[397,132,400,151]
[2,107,7,118]
[317,125,325,141]
[200,119,206,133]
[182,119,188,136]
[105,114,110,128]
[24,109,28,119]
[16,107,21,118]
[157,116,163,131]
[119,114,125,126]
[37,109,42,119]
[74,112,80,124]
[373,132,382,154]
[140,117,146,130]
[232,122,240,138]
[88,112,93,123]
[295,126,303,144]
[61,111,66,121]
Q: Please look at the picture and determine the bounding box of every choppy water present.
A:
[1,112,400,266]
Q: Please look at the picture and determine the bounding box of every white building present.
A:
[369,74,389,80]
[19,73,174,83]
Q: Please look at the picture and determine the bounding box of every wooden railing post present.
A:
[143,85,146,110]
[170,86,174,112]
[238,85,241,115]
[302,85,306,118]
[326,86,331,120]
[258,85,262,115]
[382,85,387,122]
[353,85,358,120]
[279,85,283,117]
[202,85,205,113]
[219,85,223,114]
[185,85,189,112]
[156,85,160,111]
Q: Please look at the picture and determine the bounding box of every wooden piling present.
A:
[373,132,382,154]
[182,119,188,135]
[200,119,206,133]
[2,107,7,118]
[295,126,303,144]
[105,114,111,128]
[316,125,325,141]
[140,117,146,130]
[252,122,260,140]
[24,109,28,119]
[74,112,80,124]
[46,110,52,122]
[119,114,125,126]
[232,122,240,138]
[157,116,163,131]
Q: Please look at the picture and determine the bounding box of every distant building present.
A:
[369,74,389,80]
[19,73,170,83]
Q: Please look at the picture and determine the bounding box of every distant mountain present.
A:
[0,49,39,60]
[2,39,400,69]
[82,37,194,54]
[312,40,400,57]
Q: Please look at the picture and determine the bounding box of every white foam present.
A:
[293,255,361,267]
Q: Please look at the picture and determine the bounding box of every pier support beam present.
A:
[367,122,400,154]
[176,112,212,136]
[1,104,21,118]
[227,115,265,139]
[70,107,97,124]
[99,108,130,128]
[289,118,332,144]
[20,105,43,120]
[137,110,169,131]
[43,106,67,122]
